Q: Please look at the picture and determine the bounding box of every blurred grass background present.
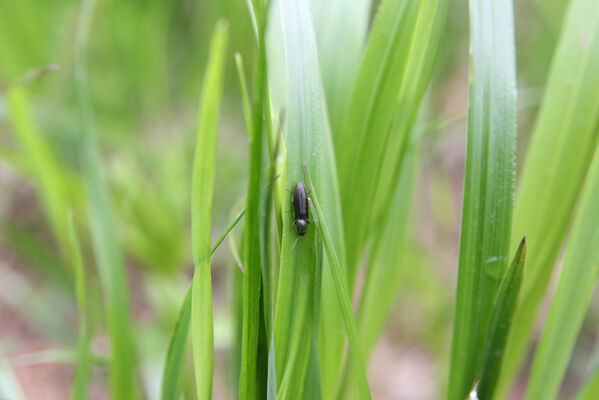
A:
[0,0,595,399]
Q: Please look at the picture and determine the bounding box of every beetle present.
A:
[289,181,313,254]
[292,181,310,235]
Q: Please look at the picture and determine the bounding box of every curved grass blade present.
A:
[304,163,371,400]
[477,238,526,399]
[67,213,91,400]
[190,20,229,400]
[447,0,518,398]
[497,1,599,395]
[525,151,599,399]
[74,0,137,397]
[336,0,448,289]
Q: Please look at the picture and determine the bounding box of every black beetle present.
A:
[292,181,310,236]
[289,181,313,254]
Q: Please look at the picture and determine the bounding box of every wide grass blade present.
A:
[497,0,599,395]
[189,20,229,400]
[525,151,599,399]
[269,0,321,395]
[447,0,518,398]
[304,164,371,400]
[75,0,136,397]
[67,213,91,400]
[477,238,526,399]
[336,0,448,289]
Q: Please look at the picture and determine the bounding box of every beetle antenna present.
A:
[289,237,299,255]
[304,236,314,256]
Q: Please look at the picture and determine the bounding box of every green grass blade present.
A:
[357,127,420,361]
[67,213,91,400]
[336,0,448,289]
[240,0,268,397]
[497,0,599,395]
[7,87,71,256]
[161,288,192,400]
[525,151,599,399]
[447,0,518,398]
[161,205,245,400]
[267,0,347,397]
[234,53,253,138]
[189,20,229,400]
[309,0,371,134]
[477,238,526,399]
[575,363,599,400]
[304,163,371,400]
[74,0,136,398]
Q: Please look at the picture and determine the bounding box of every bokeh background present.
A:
[0,0,594,399]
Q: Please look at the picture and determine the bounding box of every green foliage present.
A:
[497,0,599,395]
[448,0,518,398]
[190,21,229,399]
[477,239,526,399]
[5,0,599,399]
[75,0,136,398]
[525,152,599,399]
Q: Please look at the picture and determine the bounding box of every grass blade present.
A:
[336,0,448,289]
[7,88,72,256]
[240,0,269,397]
[161,205,245,400]
[309,0,371,133]
[267,0,347,397]
[74,0,136,397]
[525,151,599,399]
[498,0,599,395]
[189,20,229,400]
[67,213,91,400]
[304,163,371,400]
[575,363,599,400]
[477,238,526,399]
[357,126,420,361]
[447,0,518,398]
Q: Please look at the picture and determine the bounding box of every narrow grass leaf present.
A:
[575,363,599,400]
[161,288,191,400]
[498,1,599,395]
[75,0,136,397]
[234,53,253,139]
[189,20,229,400]
[240,0,268,395]
[477,238,526,400]
[67,213,91,400]
[525,150,599,399]
[7,88,72,256]
[304,163,371,400]
[447,0,518,398]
